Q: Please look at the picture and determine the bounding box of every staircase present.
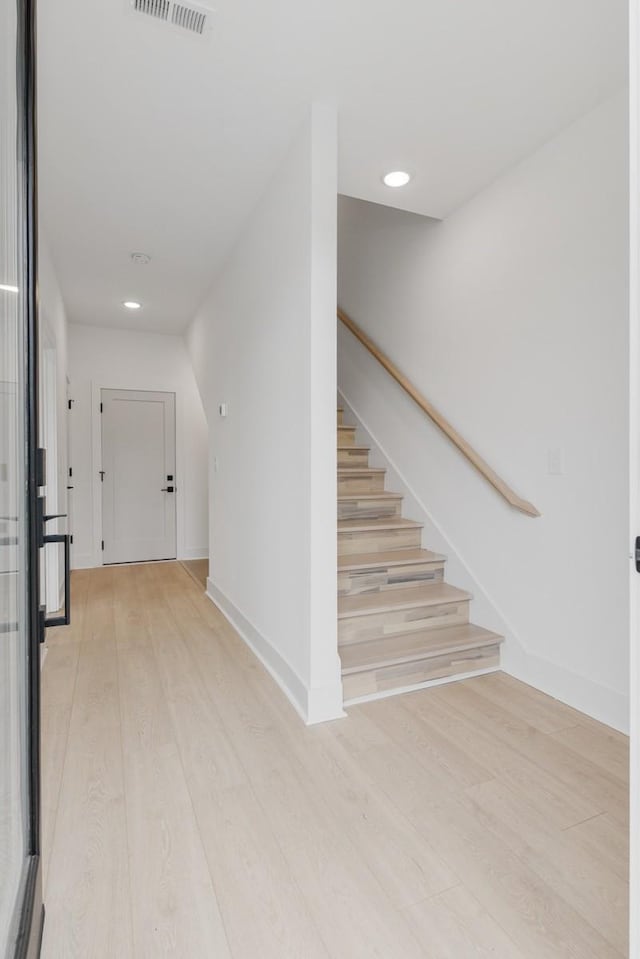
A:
[337,407,503,703]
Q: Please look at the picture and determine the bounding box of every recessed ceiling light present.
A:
[0,283,19,293]
[130,252,151,266]
[123,300,142,310]
[383,170,411,188]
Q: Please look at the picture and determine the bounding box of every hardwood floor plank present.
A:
[251,760,426,958]
[467,778,628,955]
[398,690,604,830]
[40,701,74,892]
[432,681,629,827]
[116,634,232,957]
[41,564,629,959]
[467,672,589,734]
[40,610,133,958]
[404,884,528,959]
[551,722,630,783]
[191,781,332,958]
[277,724,458,909]
[563,812,630,882]
[357,741,623,959]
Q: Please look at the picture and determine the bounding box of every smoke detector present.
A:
[130,0,213,36]
[131,252,151,266]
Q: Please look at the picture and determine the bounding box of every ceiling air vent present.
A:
[133,0,170,21]
[171,3,207,34]
[131,0,212,36]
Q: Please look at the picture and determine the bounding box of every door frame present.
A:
[99,388,177,565]
[12,0,44,954]
[88,380,190,567]
[630,2,639,955]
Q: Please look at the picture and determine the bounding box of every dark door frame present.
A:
[10,0,44,955]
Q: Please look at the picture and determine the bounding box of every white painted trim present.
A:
[179,547,209,561]
[344,666,500,707]
[339,389,630,733]
[206,578,345,725]
[629,1,639,952]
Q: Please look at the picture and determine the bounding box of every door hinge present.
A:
[68,398,74,410]
[100,402,103,413]
[70,534,73,545]
[636,536,640,573]
[68,466,72,477]
[101,540,104,551]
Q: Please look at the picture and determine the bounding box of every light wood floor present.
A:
[179,558,208,590]
[40,562,629,958]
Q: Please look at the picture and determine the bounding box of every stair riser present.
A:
[338,526,422,556]
[337,474,386,494]
[342,643,500,701]
[338,563,444,597]
[337,427,357,447]
[337,409,344,425]
[338,448,369,467]
[339,600,470,646]
[338,498,402,521]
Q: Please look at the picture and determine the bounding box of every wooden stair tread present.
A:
[338,517,422,532]
[340,624,504,674]
[338,582,471,619]
[338,548,445,571]
[337,466,385,474]
[338,491,402,501]
[337,445,370,453]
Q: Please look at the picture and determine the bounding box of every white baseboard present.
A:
[501,642,629,734]
[72,550,209,569]
[179,547,209,560]
[206,579,345,725]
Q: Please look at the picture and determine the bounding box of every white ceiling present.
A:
[37,0,627,334]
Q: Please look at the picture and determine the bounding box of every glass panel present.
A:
[0,0,30,951]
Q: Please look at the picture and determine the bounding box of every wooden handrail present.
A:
[338,308,541,518]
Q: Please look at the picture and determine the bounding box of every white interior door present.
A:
[101,389,176,564]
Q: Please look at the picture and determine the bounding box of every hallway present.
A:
[40,563,629,958]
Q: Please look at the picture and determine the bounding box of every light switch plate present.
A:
[548,448,564,475]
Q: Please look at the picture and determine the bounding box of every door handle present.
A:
[161,486,175,493]
[36,495,72,640]
[43,532,71,629]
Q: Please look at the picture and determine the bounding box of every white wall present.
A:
[38,234,69,610]
[186,104,342,725]
[338,91,629,731]
[68,324,208,568]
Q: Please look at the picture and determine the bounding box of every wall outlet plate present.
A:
[547,448,564,475]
